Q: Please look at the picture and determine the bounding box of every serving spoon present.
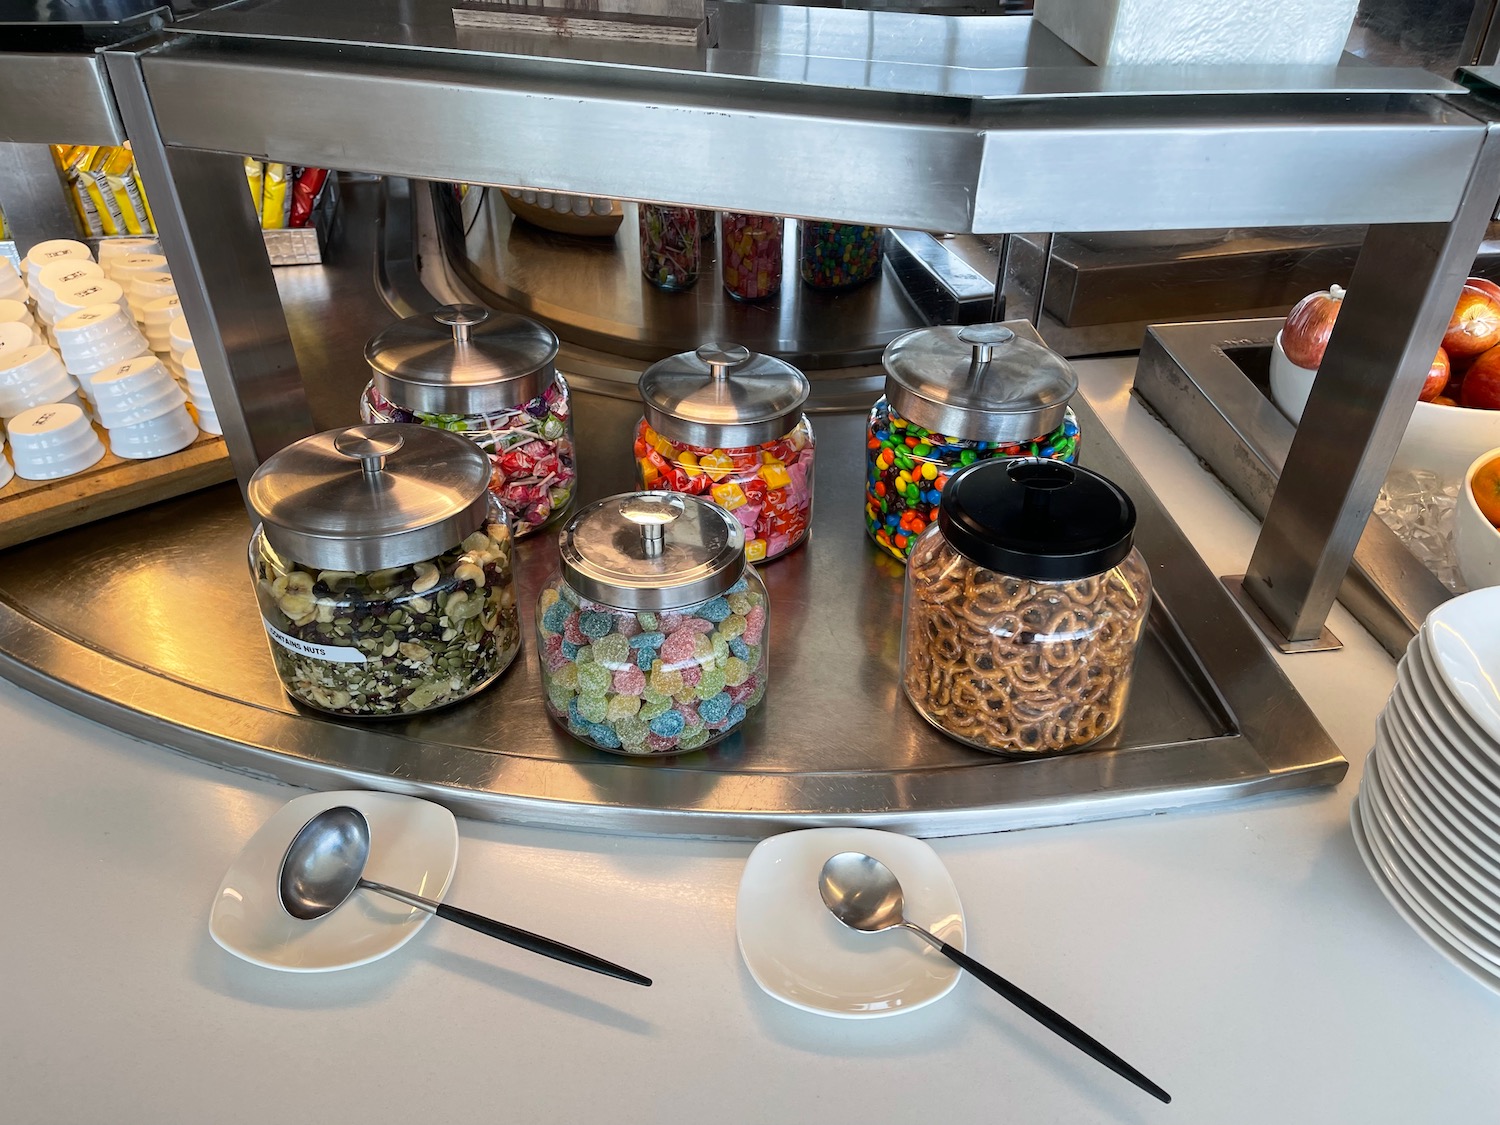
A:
[818,851,1168,1104]
[278,805,651,987]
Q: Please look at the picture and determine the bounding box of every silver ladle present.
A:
[818,851,1168,1104]
[277,806,651,987]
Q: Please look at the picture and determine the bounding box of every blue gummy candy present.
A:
[698,597,731,623]
[541,600,569,634]
[580,610,614,638]
[726,703,747,727]
[589,723,623,749]
[699,691,732,725]
[635,648,655,672]
[727,577,749,595]
[562,640,581,660]
[648,710,686,738]
[729,637,749,660]
[568,698,585,725]
[628,631,665,650]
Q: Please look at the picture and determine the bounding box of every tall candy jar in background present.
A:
[799,222,884,291]
[248,424,521,717]
[639,204,701,291]
[901,457,1150,757]
[634,342,814,563]
[362,304,575,537]
[867,323,1081,563]
[536,492,770,755]
[721,213,783,301]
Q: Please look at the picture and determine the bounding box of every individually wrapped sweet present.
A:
[639,204,700,291]
[721,213,783,301]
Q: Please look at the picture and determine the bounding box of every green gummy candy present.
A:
[591,633,630,666]
[639,696,673,721]
[695,668,727,699]
[722,656,750,687]
[614,714,647,743]
[577,694,608,724]
[577,662,611,695]
[717,614,746,639]
[677,726,711,750]
[726,592,752,616]
[710,634,729,666]
[546,681,575,711]
[551,663,579,690]
[606,694,641,720]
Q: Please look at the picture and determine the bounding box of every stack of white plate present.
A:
[1354,588,1500,993]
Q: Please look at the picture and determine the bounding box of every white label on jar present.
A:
[262,619,368,664]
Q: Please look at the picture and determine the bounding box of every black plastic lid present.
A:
[937,457,1136,581]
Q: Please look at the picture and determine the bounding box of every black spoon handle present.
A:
[937,941,1169,1105]
[433,903,653,987]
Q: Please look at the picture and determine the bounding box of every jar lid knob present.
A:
[695,342,751,383]
[619,492,685,558]
[958,323,1016,369]
[334,425,405,478]
[433,303,491,345]
[1009,457,1074,521]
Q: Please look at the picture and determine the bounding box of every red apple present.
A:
[1460,344,1500,410]
[1282,284,1344,368]
[1468,276,1500,304]
[1433,395,1460,406]
[1444,285,1500,358]
[1420,347,1451,402]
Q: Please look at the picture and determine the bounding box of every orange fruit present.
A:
[1472,455,1500,528]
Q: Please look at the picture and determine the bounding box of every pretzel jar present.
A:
[867,323,1080,563]
[363,304,574,538]
[635,342,813,563]
[536,492,769,755]
[900,457,1150,758]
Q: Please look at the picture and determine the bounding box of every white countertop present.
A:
[4,357,1495,1125]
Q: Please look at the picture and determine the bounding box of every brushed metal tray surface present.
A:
[0,326,1346,838]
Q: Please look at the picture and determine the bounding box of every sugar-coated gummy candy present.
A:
[578,694,608,724]
[727,703,747,727]
[681,663,701,688]
[699,596,731,623]
[637,613,659,630]
[606,693,641,720]
[635,647,655,671]
[649,710,686,738]
[612,665,646,695]
[722,656,749,687]
[588,722,623,749]
[726,592,752,616]
[580,610,614,638]
[552,662,579,690]
[563,614,587,645]
[591,632,630,667]
[646,732,680,753]
[541,600,569,634]
[660,628,697,665]
[576,661,611,695]
[699,691,732,725]
[539,587,560,612]
[711,633,730,666]
[695,667,727,698]
[629,631,665,651]
[639,695,673,721]
[615,714,647,744]
[562,639,581,660]
[678,726,711,750]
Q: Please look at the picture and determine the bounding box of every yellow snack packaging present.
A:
[53,145,105,237]
[100,147,150,236]
[261,162,289,230]
[244,158,265,215]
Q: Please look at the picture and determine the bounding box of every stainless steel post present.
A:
[102,49,314,492]
[1242,119,1500,644]
[0,142,83,253]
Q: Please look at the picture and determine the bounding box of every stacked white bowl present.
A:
[1354,586,1500,995]
[0,346,84,421]
[97,238,162,282]
[0,425,13,490]
[108,253,168,302]
[0,322,38,358]
[179,347,220,435]
[51,277,129,326]
[0,259,26,304]
[167,315,193,379]
[32,259,105,331]
[140,295,182,358]
[7,401,106,480]
[53,303,152,399]
[23,240,92,295]
[128,271,176,325]
[91,356,198,458]
[0,298,39,341]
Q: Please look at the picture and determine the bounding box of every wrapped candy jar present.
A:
[363,304,574,537]
[721,213,783,301]
[866,322,1081,563]
[537,492,769,755]
[901,458,1150,757]
[638,204,700,291]
[798,222,884,291]
[248,424,521,718]
[635,342,814,562]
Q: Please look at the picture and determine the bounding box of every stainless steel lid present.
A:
[365,303,560,414]
[882,322,1077,443]
[559,491,746,611]
[248,423,493,572]
[639,342,809,448]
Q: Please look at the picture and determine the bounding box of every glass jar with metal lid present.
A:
[362,303,575,538]
[634,342,814,563]
[866,323,1081,563]
[247,423,521,718]
[537,492,769,755]
[900,457,1150,758]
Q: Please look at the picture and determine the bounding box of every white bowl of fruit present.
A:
[1457,448,1500,590]
[1270,278,1500,483]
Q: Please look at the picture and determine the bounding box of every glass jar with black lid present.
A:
[900,457,1150,757]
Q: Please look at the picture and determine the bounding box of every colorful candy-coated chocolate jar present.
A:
[537,492,769,755]
[364,304,575,538]
[721,213,783,301]
[870,322,1081,564]
[639,204,700,291]
[900,458,1149,757]
[799,222,884,291]
[633,415,814,562]
[636,342,814,562]
[866,396,1079,562]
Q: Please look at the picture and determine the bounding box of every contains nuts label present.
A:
[262,619,368,664]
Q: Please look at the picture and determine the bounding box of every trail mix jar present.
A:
[867,322,1081,563]
[635,342,813,562]
[537,492,769,755]
[639,204,700,291]
[798,222,883,291]
[900,458,1150,757]
[248,424,521,717]
[363,304,574,537]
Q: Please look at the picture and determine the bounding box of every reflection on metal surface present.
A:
[0,309,1346,837]
[1133,318,1452,658]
